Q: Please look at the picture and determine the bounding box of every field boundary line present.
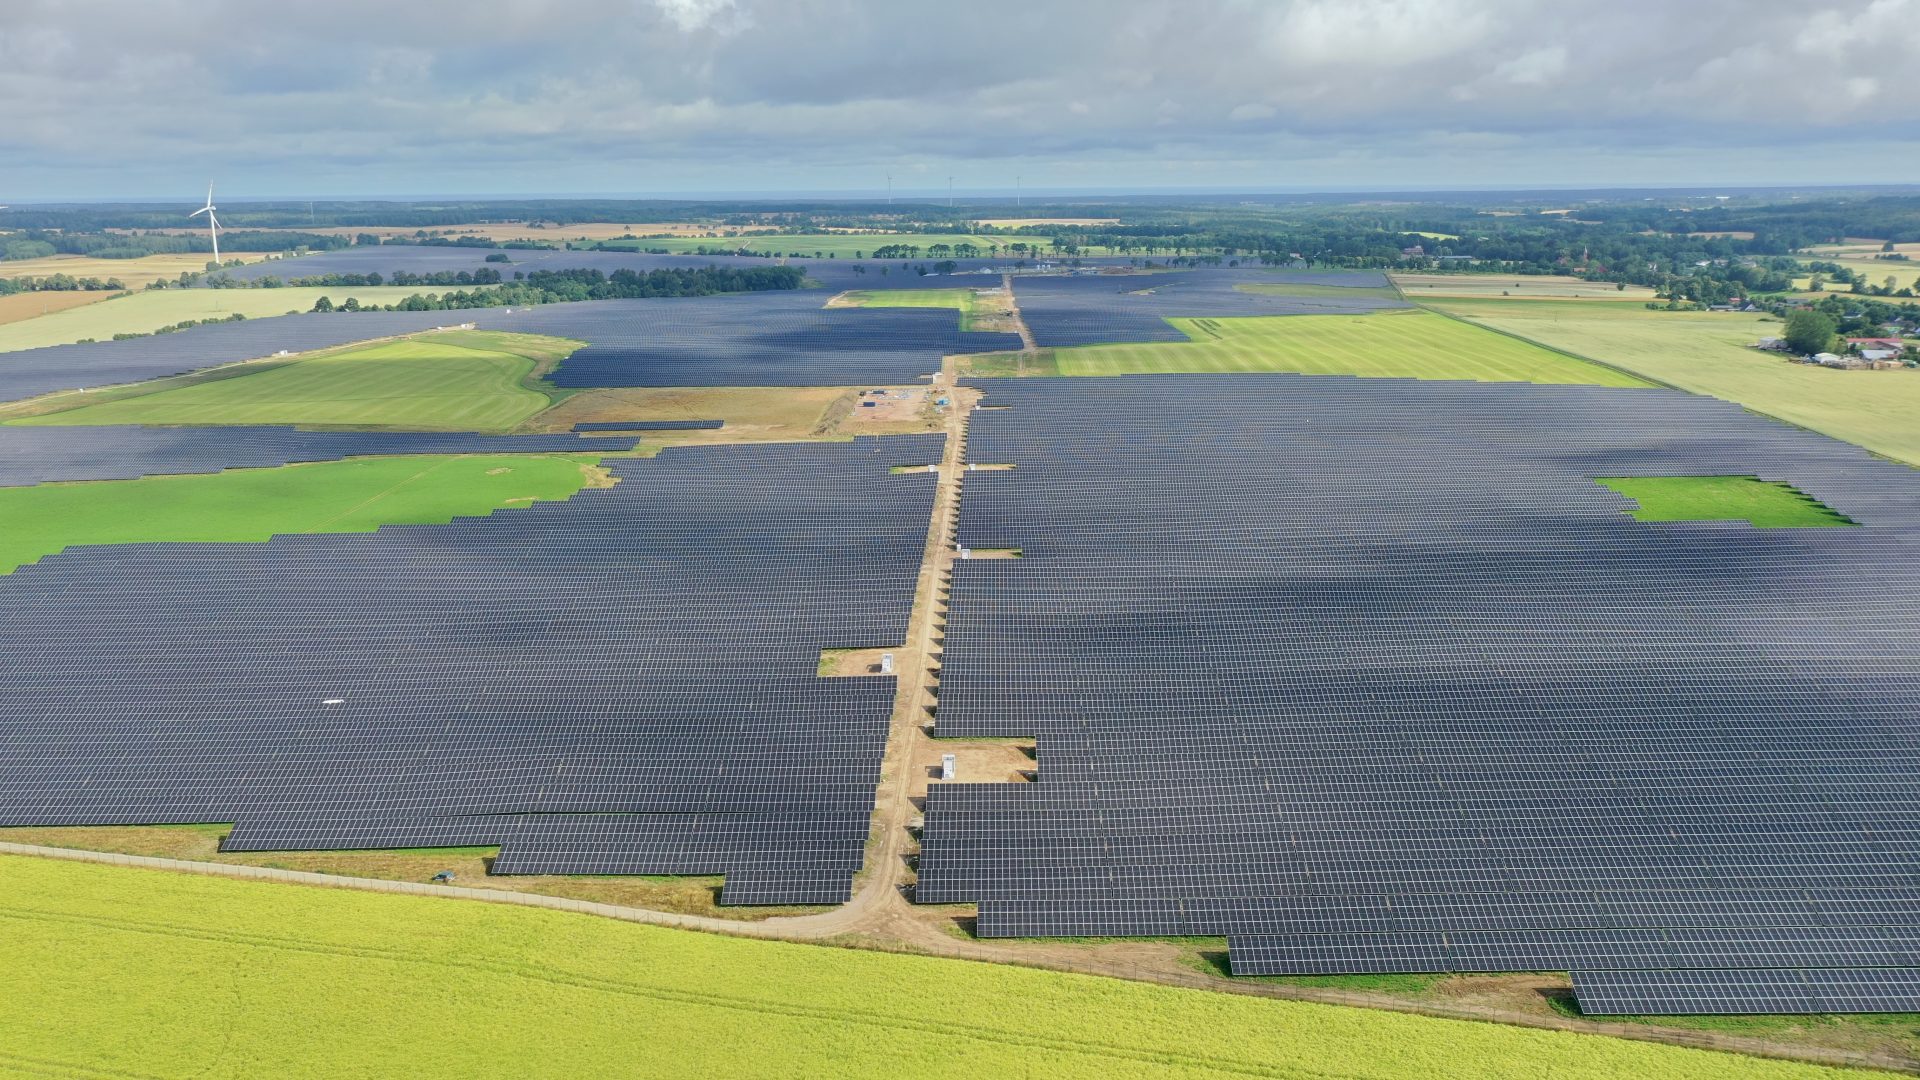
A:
[1411,302,1671,391]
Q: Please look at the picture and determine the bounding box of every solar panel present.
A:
[914,373,1920,1012]
[0,434,943,904]
[1571,967,1920,1016]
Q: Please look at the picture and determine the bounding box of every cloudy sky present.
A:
[2,0,1915,200]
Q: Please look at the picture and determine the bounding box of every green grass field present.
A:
[1426,299,1920,466]
[1598,476,1856,528]
[835,288,981,328]
[0,287,432,353]
[0,454,600,573]
[970,310,1651,386]
[597,233,1034,259]
[16,331,573,430]
[0,855,1871,1080]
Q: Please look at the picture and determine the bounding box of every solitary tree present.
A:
[1783,309,1836,355]
[311,296,334,313]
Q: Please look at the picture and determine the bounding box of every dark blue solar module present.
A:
[1011,270,1406,347]
[517,292,1022,388]
[0,435,940,904]
[572,420,722,431]
[1571,967,1920,1016]
[915,374,1920,1013]
[0,425,635,487]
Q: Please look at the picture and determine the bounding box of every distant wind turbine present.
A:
[190,184,222,265]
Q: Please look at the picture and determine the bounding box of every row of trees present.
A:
[306,264,807,315]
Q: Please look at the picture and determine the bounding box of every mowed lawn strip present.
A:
[0,453,599,573]
[1598,476,1855,528]
[0,855,1872,1080]
[1037,310,1651,386]
[15,331,574,431]
[0,286,433,353]
[1427,299,1920,467]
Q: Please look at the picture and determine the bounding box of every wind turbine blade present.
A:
[190,206,210,217]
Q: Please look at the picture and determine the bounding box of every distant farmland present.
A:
[0,252,267,288]
[0,287,434,353]
[597,233,1049,258]
[1427,298,1920,466]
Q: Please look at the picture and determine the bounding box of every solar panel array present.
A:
[1011,271,1406,347]
[0,425,636,487]
[917,374,1920,1014]
[0,435,940,904]
[1572,967,1920,1016]
[0,289,1024,404]
[518,293,1022,388]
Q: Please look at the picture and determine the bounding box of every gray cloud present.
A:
[0,0,1915,198]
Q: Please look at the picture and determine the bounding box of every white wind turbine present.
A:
[190,183,222,265]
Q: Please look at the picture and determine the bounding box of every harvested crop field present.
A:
[0,290,119,326]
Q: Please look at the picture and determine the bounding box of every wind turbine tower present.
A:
[190,184,222,265]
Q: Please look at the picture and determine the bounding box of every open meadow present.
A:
[969,309,1651,387]
[0,286,433,353]
[0,453,602,573]
[0,854,1873,1080]
[1426,299,1920,466]
[13,331,573,430]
